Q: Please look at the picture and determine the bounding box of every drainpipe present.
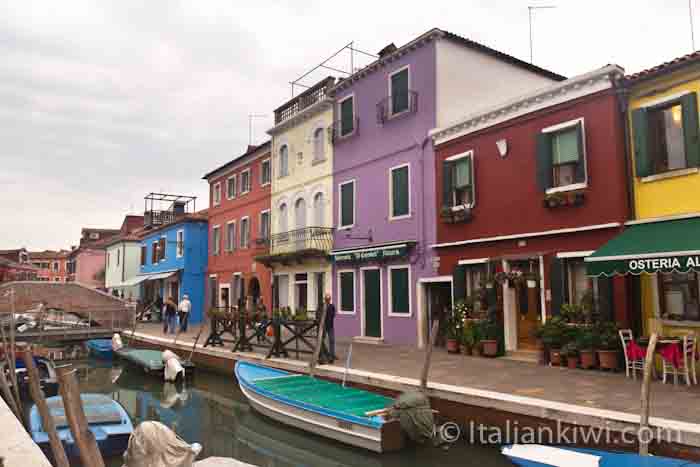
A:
[416,136,431,270]
[614,75,636,221]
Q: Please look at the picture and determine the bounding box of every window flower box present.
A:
[543,190,585,209]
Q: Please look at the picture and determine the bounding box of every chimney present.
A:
[378,43,397,58]
[247,144,257,153]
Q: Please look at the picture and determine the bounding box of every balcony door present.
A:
[295,198,306,250]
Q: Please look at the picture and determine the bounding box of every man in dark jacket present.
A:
[320,293,336,363]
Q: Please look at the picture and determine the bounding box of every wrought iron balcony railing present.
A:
[144,209,175,228]
[376,90,418,124]
[328,118,360,144]
[256,227,334,257]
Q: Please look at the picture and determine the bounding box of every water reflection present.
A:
[74,361,512,467]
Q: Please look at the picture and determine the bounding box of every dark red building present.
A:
[430,65,632,354]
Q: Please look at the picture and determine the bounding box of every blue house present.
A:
[137,194,208,324]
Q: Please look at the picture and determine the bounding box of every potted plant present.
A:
[532,323,546,364]
[480,321,500,357]
[540,316,565,366]
[596,322,620,370]
[577,327,598,369]
[446,321,461,353]
[562,342,579,369]
[462,322,477,356]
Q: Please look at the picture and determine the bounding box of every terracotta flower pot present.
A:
[579,350,596,369]
[549,348,562,366]
[481,339,498,357]
[446,339,460,354]
[567,356,579,369]
[463,346,473,356]
[597,350,619,370]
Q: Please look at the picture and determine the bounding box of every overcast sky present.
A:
[1,1,696,250]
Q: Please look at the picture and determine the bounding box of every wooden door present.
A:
[363,269,381,338]
[516,283,540,349]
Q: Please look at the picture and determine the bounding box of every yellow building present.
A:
[586,53,700,338]
[257,77,335,313]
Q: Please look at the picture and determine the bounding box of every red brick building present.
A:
[29,250,71,282]
[430,65,632,353]
[203,142,272,311]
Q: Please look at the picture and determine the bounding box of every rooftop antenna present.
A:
[690,0,696,51]
[528,5,557,63]
[248,114,266,146]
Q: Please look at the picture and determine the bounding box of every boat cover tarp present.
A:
[46,394,123,428]
[387,391,434,443]
[122,421,201,467]
[162,350,184,382]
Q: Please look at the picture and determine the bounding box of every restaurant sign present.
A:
[332,246,409,263]
[628,255,700,273]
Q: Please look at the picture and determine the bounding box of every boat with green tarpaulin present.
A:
[116,348,195,377]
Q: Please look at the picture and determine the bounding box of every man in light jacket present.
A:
[178,294,192,333]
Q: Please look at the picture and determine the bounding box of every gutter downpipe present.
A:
[614,75,636,221]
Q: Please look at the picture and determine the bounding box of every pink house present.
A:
[67,228,120,289]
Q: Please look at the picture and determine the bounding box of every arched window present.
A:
[279,145,289,177]
[313,128,325,162]
[295,198,306,230]
[313,192,324,226]
[278,203,288,233]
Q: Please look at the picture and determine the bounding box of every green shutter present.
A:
[391,268,409,314]
[442,161,454,208]
[340,272,354,311]
[681,92,700,168]
[392,166,409,217]
[453,265,467,304]
[632,107,650,177]
[391,69,409,114]
[574,123,586,183]
[536,132,553,191]
[549,257,565,316]
[596,277,615,322]
[341,182,354,227]
[341,98,354,135]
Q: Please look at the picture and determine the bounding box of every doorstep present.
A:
[502,349,540,364]
[352,336,385,345]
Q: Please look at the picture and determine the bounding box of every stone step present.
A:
[503,349,541,364]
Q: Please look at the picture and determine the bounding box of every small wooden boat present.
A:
[234,361,404,453]
[116,347,194,378]
[29,393,133,459]
[502,445,700,467]
[86,338,114,360]
[2,356,58,399]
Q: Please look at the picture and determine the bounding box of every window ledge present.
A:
[338,310,356,315]
[545,182,587,195]
[312,158,327,166]
[451,204,473,212]
[389,214,411,221]
[641,168,699,183]
[661,319,700,328]
[260,182,271,187]
[338,225,354,231]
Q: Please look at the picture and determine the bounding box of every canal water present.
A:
[72,360,513,467]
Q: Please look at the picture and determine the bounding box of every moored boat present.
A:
[87,338,114,360]
[234,361,404,453]
[115,348,194,379]
[502,444,700,467]
[29,393,133,459]
[2,356,58,399]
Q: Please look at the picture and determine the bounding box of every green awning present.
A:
[586,217,700,277]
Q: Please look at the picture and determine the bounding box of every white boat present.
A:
[234,361,404,453]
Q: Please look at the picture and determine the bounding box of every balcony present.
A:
[254,227,334,266]
[274,77,335,125]
[376,90,418,124]
[143,193,197,229]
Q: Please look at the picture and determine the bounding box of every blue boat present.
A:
[86,339,114,360]
[502,444,700,467]
[235,361,404,453]
[2,357,58,399]
[29,393,133,460]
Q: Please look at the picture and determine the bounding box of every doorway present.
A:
[219,284,230,310]
[509,259,541,350]
[426,282,452,346]
[314,272,325,313]
[362,268,382,338]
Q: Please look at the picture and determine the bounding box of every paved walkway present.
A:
[134,322,700,426]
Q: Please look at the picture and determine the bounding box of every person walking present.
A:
[178,294,192,333]
[164,297,178,335]
[320,293,336,363]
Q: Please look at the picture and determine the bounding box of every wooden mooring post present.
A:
[639,332,658,456]
[309,306,328,378]
[56,365,106,467]
[22,346,70,467]
[420,321,440,392]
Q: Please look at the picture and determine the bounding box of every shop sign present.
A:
[333,246,408,263]
[628,255,700,272]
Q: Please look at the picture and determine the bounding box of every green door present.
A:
[363,269,381,338]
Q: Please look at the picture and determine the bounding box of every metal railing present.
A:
[257,227,334,256]
[376,90,418,124]
[274,79,332,124]
[328,118,360,143]
[144,209,176,227]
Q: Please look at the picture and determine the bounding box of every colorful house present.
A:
[28,250,70,282]
[66,228,120,288]
[431,65,631,353]
[104,215,145,300]
[328,28,563,347]
[586,54,700,338]
[257,77,335,315]
[137,194,208,324]
[203,142,273,311]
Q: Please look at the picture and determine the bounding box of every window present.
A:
[390,164,410,219]
[260,211,270,240]
[225,221,236,252]
[279,145,289,177]
[106,253,110,269]
[295,273,308,312]
[176,230,184,257]
[339,95,355,137]
[659,272,700,321]
[276,274,290,309]
[313,193,324,226]
[213,183,221,206]
[278,203,288,233]
[339,180,355,229]
[389,67,409,115]
[633,93,700,178]
[240,217,250,249]
[140,245,146,266]
[568,260,596,306]
[443,152,475,209]
[212,226,221,256]
[261,159,271,186]
[239,169,251,194]
[151,241,158,263]
[389,266,410,315]
[53,262,59,272]
[159,237,166,261]
[117,249,120,267]
[313,127,325,162]
[226,176,237,199]
[338,270,355,313]
[536,120,587,191]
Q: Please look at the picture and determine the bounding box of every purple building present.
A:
[328,28,563,347]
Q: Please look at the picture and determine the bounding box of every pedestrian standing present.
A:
[164,297,178,335]
[320,293,336,363]
[178,294,192,333]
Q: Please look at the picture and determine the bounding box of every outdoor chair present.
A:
[619,329,647,380]
[662,334,697,386]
